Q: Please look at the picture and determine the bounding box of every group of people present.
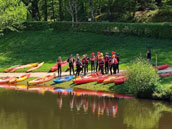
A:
[57,51,120,77]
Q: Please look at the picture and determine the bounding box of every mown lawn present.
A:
[0,30,172,72]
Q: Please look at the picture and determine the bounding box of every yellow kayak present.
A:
[11,63,38,72]
[9,74,31,84]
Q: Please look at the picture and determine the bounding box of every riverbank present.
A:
[0,30,172,72]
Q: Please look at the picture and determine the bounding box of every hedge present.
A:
[24,21,172,39]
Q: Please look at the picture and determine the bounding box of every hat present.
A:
[101,53,103,56]
[112,51,115,55]
[91,52,95,55]
[97,52,100,55]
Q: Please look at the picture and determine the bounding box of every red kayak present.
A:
[83,72,101,78]
[0,77,15,84]
[73,77,98,84]
[27,62,44,72]
[50,61,68,72]
[159,73,172,77]
[114,77,128,85]
[97,75,109,83]
[153,64,169,70]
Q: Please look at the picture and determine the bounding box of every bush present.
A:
[23,21,172,39]
[126,58,159,98]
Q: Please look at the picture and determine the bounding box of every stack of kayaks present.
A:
[73,72,101,84]
[28,74,55,85]
[26,62,44,72]
[153,64,169,70]
[50,61,68,72]
[5,63,38,72]
[53,76,74,83]
[9,74,31,84]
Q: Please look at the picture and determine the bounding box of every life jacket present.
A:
[91,56,95,62]
[99,59,104,67]
[96,56,99,61]
[111,58,118,64]
[105,56,109,62]
[57,59,62,65]
[85,57,89,64]
[114,58,118,64]
[76,60,82,68]
[68,57,74,63]
[82,58,86,64]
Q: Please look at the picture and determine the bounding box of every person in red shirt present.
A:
[96,52,100,72]
[90,52,95,73]
[57,56,62,77]
[110,55,118,74]
[98,56,105,74]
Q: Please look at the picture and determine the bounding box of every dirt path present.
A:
[0,70,125,77]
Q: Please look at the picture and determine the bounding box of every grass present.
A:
[0,30,172,72]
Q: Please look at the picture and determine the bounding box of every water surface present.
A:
[0,84,172,129]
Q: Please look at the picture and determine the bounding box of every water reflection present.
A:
[0,84,172,129]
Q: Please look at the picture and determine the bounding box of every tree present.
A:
[0,0,27,33]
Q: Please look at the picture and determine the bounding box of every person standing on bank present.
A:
[85,54,89,73]
[76,58,82,77]
[105,53,109,74]
[98,56,105,74]
[110,55,118,74]
[116,53,120,73]
[57,56,62,77]
[146,49,151,64]
[90,52,95,73]
[67,54,75,75]
[96,52,100,72]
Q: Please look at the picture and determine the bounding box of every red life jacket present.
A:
[85,57,89,64]
[105,57,109,62]
[57,59,62,65]
[99,59,104,67]
[82,58,85,64]
[91,56,95,62]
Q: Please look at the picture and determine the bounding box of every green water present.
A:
[0,85,172,129]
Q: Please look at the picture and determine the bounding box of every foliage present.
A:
[126,58,159,97]
[0,0,27,33]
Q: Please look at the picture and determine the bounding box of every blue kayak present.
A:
[53,76,74,83]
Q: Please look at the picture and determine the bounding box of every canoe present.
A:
[83,72,101,78]
[28,74,56,85]
[53,76,74,83]
[0,77,15,84]
[11,63,38,72]
[114,77,128,85]
[103,76,117,84]
[153,64,169,70]
[73,76,98,84]
[26,62,44,72]
[50,61,68,72]
[159,73,172,77]
[9,74,31,84]
[5,65,20,72]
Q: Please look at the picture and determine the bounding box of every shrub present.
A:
[126,58,159,98]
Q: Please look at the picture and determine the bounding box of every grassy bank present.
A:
[0,30,172,72]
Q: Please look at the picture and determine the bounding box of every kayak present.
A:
[73,76,98,84]
[26,62,44,72]
[153,64,169,70]
[53,76,74,83]
[97,75,109,83]
[50,61,68,72]
[11,63,38,72]
[28,74,56,85]
[0,77,15,84]
[159,73,172,77]
[114,77,128,85]
[103,76,117,84]
[83,72,101,78]
[9,74,31,84]
[5,65,20,72]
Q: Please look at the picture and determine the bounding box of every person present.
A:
[76,53,80,61]
[108,56,112,74]
[105,53,109,74]
[76,58,83,77]
[96,52,100,72]
[67,54,75,75]
[110,55,118,74]
[116,53,120,73]
[146,49,151,64]
[90,52,95,73]
[57,56,62,77]
[98,55,105,74]
[82,55,86,74]
[85,54,89,73]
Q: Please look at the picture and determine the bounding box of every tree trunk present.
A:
[31,0,41,21]
[90,0,94,21]
[44,0,48,21]
[52,0,55,21]
[59,0,64,21]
